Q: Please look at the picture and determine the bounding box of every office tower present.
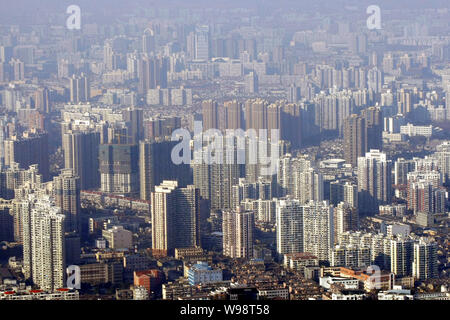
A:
[151,181,200,256]
[390,237,413,277]
[302,200,334,262]
[222,207,254,259]
[194,25,210,61]
[139,139,191,200]
[34,88,50,114]
[244,71,259,94]
[53,169,81,233]
[223,100,244,130]
[62,130,100,190]
[334,202,359,244]
[413,239,438,280]
[22,195,65,291]
[344,114,366,167]
[276,199,304,257]
[69,74,90,103]
[142,29,156,55]
[357,149,392,214]
[99,144,139,197]
[202,100,219,131]
[3,130,50,181]
[123,108,144,144]
[138,55,168,94]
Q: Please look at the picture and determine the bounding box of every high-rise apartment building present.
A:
[244,72,258,94]
[123,108,144,145]
[413,238,438,280]
[139,138,191,200]
[137,55,168,95]
[194,25,210,61]
[302,200,334,262]
[99,144,139,197]
[62,130,100,190]
[69,74,90,103]
[222,206,254,259]
[151,181,200,256]
[276,199,334,262]
[22,195,65,291]
[390,237,414,277]
[52,169,81,233]
[34,88,50,114]
[344,107,382,167]
[334,202,359,244]
[361,106,383,151]
[357,149,392,214]
[3,130,50,181]
[142,29,155,55]
[344,114,366,167]
[223,100,244,130]
[276,199,304,258]
[295,168,324,204]
[202,100,219,131]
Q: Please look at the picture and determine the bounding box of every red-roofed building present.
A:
[134,269,165,293]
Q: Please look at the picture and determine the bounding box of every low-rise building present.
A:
[319,276,359,290]
[102,226,133,249]
[187,262,223,285]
